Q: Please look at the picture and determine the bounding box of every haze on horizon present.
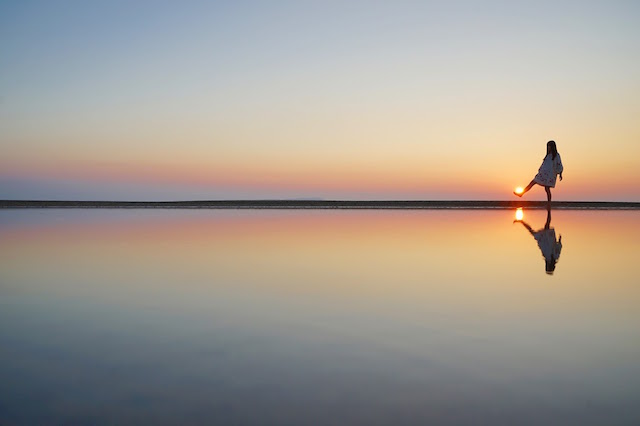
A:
[1,1,639,201]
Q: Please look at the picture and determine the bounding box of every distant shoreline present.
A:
[2,200,639,210]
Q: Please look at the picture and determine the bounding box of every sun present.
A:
[515,187,524,194]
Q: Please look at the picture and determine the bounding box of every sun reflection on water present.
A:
[515,208,524,221]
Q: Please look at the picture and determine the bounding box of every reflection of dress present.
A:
[533,228,562,262]
[534,154,563,187]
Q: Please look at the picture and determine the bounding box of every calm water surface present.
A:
[1,209,639,425]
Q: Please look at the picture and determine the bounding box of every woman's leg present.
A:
[544,206,552,229]
[523,180,536,193]
[545,186,552,204]
[515,179,537,197]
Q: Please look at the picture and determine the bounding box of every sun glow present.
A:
[515,187,524,194]
[515,208,524,221]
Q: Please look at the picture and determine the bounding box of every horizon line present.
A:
[2,200,640,210]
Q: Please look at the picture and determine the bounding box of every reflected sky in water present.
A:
[1,209,639,425]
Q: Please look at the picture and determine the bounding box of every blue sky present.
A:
[2,1,639,200]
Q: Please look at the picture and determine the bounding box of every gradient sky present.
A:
[1,0,639,200]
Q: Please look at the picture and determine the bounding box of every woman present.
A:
[515,208,563,275]
[515,140,564,203]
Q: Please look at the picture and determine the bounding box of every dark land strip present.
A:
[2,200,639,210]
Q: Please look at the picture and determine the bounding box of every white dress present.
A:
[533,228,562,263]
[534,154,563,187]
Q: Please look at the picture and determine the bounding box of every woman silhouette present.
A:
[515,141,563,204]
[515,208,562,274]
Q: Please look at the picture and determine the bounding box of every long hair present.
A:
[546,140,558,160]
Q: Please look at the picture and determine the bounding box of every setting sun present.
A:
[515,187,524,195]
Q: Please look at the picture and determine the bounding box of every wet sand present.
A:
[1,200,639,209]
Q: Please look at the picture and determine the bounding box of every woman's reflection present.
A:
[514,208,562,274]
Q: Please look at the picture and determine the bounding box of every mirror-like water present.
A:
[1,209,639,425]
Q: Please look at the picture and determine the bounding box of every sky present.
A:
[1,0,639,201]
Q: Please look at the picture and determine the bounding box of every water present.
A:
[1,209,639,425]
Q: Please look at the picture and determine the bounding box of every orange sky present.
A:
[1,2,639,200]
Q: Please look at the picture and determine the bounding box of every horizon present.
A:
[2,1,640,202]
[3,199,640,210]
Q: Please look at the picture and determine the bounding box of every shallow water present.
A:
[1,209,639,425]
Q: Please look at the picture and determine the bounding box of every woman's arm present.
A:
[555,155,564,179]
